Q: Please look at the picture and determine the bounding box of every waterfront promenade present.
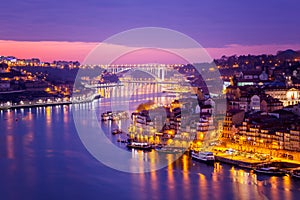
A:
[0,93,100,110]
[213,144,300,169]
[0,101,71,110]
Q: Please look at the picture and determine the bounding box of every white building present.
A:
[250,95,260,111]
[265,87,300,106]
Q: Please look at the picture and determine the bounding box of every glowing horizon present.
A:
[1,40,300,64]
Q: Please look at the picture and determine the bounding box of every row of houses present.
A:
[222,108,300,152]
[226,85,300,112]
[235,120,300,152]
[0,63,50,93]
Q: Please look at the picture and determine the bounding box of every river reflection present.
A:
[0,103,300,199]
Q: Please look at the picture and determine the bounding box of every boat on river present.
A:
[156,147,186,154]
[254,163,286,176]
[101,113,109,121]
[291,168,300,179]
[191,151,215,164]
[126,142,153,151]
[101,111,128,121]
[112,129,123,135]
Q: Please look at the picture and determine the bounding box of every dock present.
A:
[215,154,265,169]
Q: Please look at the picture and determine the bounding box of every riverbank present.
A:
[214,152,300,169]
[0,101,72,110]
[0,94,101,110]
[214,153,264,169]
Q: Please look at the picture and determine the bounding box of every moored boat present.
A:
[191,151,215,164]
[112,114,120,121]
[112,129,123,135]
[101,111,128,121]
[254,164,286,176]
[291,168,300,179]
[117,137,127,143]
[156,147,186,154]
[237,163,257,170]
[101,113,109,121]
[126,142,153,151]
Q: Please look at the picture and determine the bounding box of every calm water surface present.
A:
[0,99,300,200]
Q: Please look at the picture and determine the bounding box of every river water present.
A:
[0,94,300,200]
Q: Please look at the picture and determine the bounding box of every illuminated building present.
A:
[265,87,300,106]
[234,111,300,152]
[222,110,244,138]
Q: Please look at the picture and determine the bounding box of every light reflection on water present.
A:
[0,97,300,199]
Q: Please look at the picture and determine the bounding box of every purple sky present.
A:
[0,0,299,61]
[1,0,299,46]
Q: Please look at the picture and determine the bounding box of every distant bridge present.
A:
[104,64,171,82]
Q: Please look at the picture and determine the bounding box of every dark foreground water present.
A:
[0,101,300,200]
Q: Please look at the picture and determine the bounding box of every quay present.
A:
[213,152,300,170]
[0,94,100,110]
[214,154,265,169]
[0,101,71,110]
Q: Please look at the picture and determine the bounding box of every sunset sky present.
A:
[0,0,299,62]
